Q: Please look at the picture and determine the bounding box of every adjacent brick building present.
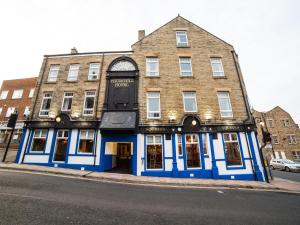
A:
[16,16,266,181]
[253,106,300,162]
[0,77,37,149]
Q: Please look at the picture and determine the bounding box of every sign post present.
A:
[2,111,18,162]
[265,143,273,180]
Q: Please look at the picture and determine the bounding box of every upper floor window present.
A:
[0,91,8,100]
[282,118,290,127]
[224,133,242,166]
[30,129,48,152]
[39,92,52,116]
[67,64,80,81]
[83,91,95,116]
[5,107,15,117]
[183,92,197,113]
[47,65,60,82]
[176,31,188,47]
[78,129,95,154]
[12,89,23,99]
[28,88,35,98]
[147,92,160,119]
[61,92,73,111]
[272,135,279,144]
[287,135,297,144]
[217,92,233,118]
[267,119,274,128]
[210,58,225,77]
[146,57,159,76]
[88,63,100,80]
[179,57,192,76]
[24,106,30,116]
[292,151,300,159]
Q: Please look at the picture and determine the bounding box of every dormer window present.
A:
[176,31,188,47]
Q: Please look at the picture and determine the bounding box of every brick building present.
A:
[0,77,37,149]
[16,16,266,181]
[253,106,300,162]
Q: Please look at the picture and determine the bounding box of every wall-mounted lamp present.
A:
[55,116,61,123]
[191,120,197,126]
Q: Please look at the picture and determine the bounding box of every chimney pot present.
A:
[71,47,78,54]
[138,30,145,41]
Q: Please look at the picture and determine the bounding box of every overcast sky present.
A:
[0,0,299,124]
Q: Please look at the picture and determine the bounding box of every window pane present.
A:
[147,135,153,144]
[31,138,46,152]
[148,98,159,111]
[225,142,242,166]
[154,135,162,144]
[186,143,200,168]
[184,98,196,112]
[85,96,94,109]
[147,144,162,169]
[202,134,208,154]
[79,139,94,153]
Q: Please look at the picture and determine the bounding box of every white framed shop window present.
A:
[201,133,208,155]
[53,130,69,162]
[185,134,201,169]
[223,133,242,167]
[78,129,95,154]
[146,135,163,169]
[30,129,48,152]
[177,134,183,156]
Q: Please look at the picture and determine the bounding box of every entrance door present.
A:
[116,143,131,171]
[53,130,69,162]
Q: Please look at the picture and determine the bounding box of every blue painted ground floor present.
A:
[16,128,266,181]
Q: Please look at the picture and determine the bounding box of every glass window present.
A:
[29,88,35,98]
[210,58,225,77]
[179,57,192,76]
[282,119,290,127]
[185,134,201,168]
[0,91,8,100]
[147,92,160,119]
[272,135,279,144]
[24,106,30,116]
[177,134,182,155]
[183,92,197,112]
[5,107,15,117]
[30,129,48,152]
[202,133,208,155]
[176,31,188,47]
[0,108,2,116]
[267,119,274,128]
[217,92,233,117]
[67,64,80,81]
[88,63,100,80]
[224,133,242,166]
[83,91,95,115]
[47,65,60,82]
[12,89,23,99]
[146,57,159,76]
[78,130,94,153]
[40,92,52,116]
[61,92,73,111]
[146,135,163,169]
[292,151,300,159]
[287,135,297,144]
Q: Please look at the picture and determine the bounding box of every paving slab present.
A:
[0,163,298,193]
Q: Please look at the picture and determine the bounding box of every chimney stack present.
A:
[138,30,145,41]
[71,47,78,54]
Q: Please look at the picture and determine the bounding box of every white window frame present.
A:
[223,133,243,167]
[210,58,225,77]
[67,64,80,81]
[267,119,274,128]
[47,65,60,82]
[282,118,290,127]
[287,134,297,144]
[272,135,279,144]
[24,106,30,116]
[12,89,23,99]
[30,129,48,153]
[182,92,197,113]
[176,31,188,47]
[83,91,96,116]
[77,129,95,154]
[53,130,69,162]
[146,135,163,170]
[0,90,9,100]
[185,134,201,169]
[292,151,300,159]
[146,57,159,77]
[61,92,74,111]
[5,107,15,117]
[217,92,233,118]
[179,57,192,76]
[28,88,35,98]
[88,63,100,80]
[146,92,161,119]
[39,92,52,116]
[177,134,183,156]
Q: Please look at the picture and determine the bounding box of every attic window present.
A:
[176,31,188,47]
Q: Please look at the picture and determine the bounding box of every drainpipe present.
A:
[94,53,105,166]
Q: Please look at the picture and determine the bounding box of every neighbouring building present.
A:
[0,77,37,149]
[253,106,300,162]
[16,16,266,181]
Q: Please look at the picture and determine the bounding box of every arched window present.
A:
[110,60,136,71]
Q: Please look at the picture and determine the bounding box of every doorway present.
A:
[53,130,69,162]
[116,143,131,171]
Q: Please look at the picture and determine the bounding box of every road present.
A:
[272,169,300,182]
[0,170,299,225]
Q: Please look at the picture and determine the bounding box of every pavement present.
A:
[1,162,300,193]
[0,170,299,225]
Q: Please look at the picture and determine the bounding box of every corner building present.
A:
[16,16,266,181]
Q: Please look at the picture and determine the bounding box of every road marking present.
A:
[217,190,224,194]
